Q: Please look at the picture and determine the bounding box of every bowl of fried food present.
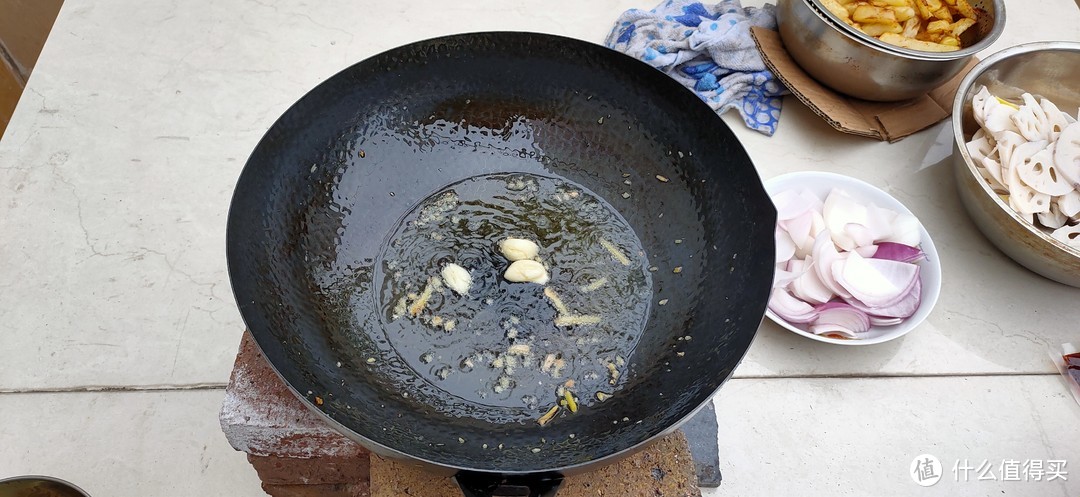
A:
[776,0,1005,101]
[952,42,1080,287]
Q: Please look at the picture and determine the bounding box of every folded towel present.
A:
[606,0,788,136]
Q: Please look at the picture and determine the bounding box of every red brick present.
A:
[249,453,370,485]
[261,482,370,497]
[219,332,369,459]
[368,432,700,497]
[560,432,701,497]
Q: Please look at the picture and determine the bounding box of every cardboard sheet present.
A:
[751,26,978,142]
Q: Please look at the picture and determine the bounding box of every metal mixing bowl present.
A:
[951,42,1080,288]
[776,0,1005,101]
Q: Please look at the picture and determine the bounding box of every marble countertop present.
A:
[1,1,1078,496]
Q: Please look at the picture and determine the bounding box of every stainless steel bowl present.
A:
[776,0,1005,101]
[0,475,91,497]
[951,42,1080,287]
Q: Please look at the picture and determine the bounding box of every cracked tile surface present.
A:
[0,389,263,497]
[707,376,1080,497]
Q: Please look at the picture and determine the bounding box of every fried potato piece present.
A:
[892,6,916,21]
[901,17,921,38]
[879,32,961,52]
[840,0,979,52]
[957,0,977,19]
[948,0,977,19]
[913,0,933,19]
[870,0,906,6]
[926,19,951,33]
[950,17,976,37]
[853,4,898,23]
[861,21,903,36]
[821,0,853,22]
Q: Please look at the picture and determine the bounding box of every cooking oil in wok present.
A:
[375,173,652,414]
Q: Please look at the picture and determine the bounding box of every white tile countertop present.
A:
[0,1,1078,496]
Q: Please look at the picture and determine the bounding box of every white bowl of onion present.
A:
[764,172,942,345]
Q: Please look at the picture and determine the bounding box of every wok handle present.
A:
[454,471,563,497]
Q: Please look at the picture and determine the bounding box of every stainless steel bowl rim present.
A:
[806,0,1005,60]
[952,40,1080,259]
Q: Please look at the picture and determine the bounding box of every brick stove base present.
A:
[369,435,700,497]
[220,332,701,497]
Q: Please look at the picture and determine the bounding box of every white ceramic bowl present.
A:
[763,171,942,345]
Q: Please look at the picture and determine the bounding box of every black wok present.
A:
[226,32,774,497]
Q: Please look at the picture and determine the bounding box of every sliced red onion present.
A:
[811,230,851,299]
[780,210,815,258]
[771,187,928,336]
[787,258,806,273]
[773,264,799,289]
[865,203,899,239]
[881,213,922,247]
[814,301,871,333]
[791,256,834,305]
[843,206,896,249]
[845,222,876,248]
[799,190,825,213]
[768,287,818,324]
[816,301,857,311]
[810,210,827,238]
[772,189,818,221]
[823,189,868,251]
[872,242,925,264]
[832,252,919,308]
[870,316,904,326]
[775,227,796,264]
[809,323,860,339]
[854,245,879,258]
[844,273,922,319]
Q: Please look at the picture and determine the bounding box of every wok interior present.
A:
[227,33,774,472]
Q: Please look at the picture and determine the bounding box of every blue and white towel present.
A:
[606,0,788,136]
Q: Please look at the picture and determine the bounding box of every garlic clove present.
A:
[441,263,472,295]
[498,238,540,261]
[504,260,549,285]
